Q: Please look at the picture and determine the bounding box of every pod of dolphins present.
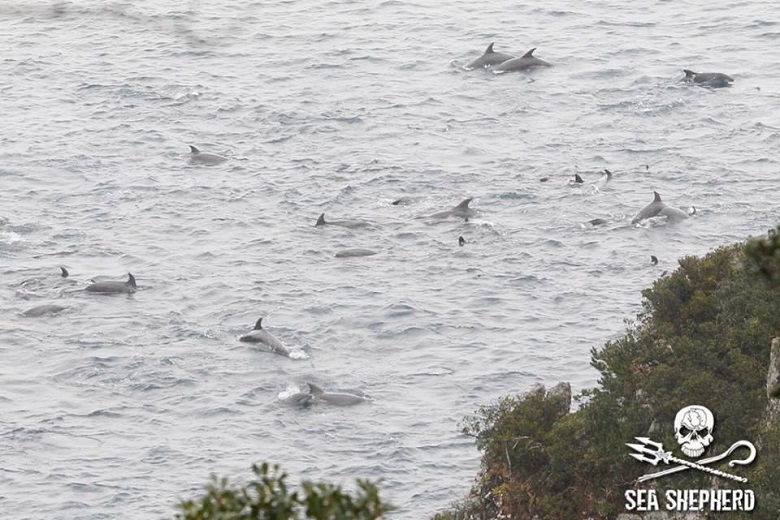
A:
[464,42,734,88]
[16,40,723,411]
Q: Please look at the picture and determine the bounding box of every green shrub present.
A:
[438,233,780,519]
[176,463,391,520]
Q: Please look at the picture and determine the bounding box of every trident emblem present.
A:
[626,437,756,483]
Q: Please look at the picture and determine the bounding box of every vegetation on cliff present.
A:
[435,228,780,520]
[176,463,391,520]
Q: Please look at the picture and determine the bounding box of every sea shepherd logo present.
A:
[625,405,757,513]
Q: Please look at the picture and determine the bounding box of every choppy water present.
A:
[1,1,779,518]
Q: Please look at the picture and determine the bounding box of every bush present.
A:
[438,232,780,519]
[177,463,391,520]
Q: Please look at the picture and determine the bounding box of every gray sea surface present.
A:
[1,0,779,518]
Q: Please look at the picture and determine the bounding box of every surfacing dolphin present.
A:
[493,48,552,73]
[315,213,373,229]
[85,273,137,294]
[189,145,227,165]
[22,304,68,317]
[334,248,378,258]
[683,70,734,88]
[289,382,368,407]
[422,198,476,221]
[466,42,515,70]
[239,317,307,359]
[631,192,694,225]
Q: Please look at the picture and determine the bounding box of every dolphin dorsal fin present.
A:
[60,267,69,278]
[127,273,137,288]
[653,191,662,202]
[574,174,584,184]
[316,213,326,227]
[455,198,472,210]
[307,382,324,397]
[189,145,200,154]
[683,69,696,78]
[486,42,495,54]
[604,169,613,180]
[522,47,537,58]
[253,317,263,330]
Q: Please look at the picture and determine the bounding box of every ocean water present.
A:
[1,0,778,518]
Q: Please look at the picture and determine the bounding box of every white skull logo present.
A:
[674,405,714,458]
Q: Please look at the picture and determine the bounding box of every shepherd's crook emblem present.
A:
[626,437,756,483]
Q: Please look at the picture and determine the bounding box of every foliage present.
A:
[437,235,780,519]
[176,463,391,520]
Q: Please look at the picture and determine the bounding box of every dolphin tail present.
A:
[189,145,200,154]
[522,47,537,58]
[574,173,584,184]
[316,213,326,227]
[652,191,662,202]
[307,382,325,397]
[485,42,495,54]
[127,273,137,288]
[60,267,69,278]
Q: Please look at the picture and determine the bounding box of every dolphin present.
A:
[459,236,466,246]
[683,70,733,88]
[85,273,137,294]
[631,192,693,224]
[189,145,227,165]
[570,174,585,185]
[60,267,69,278]
[493,48,552,73]
[239,317,294,357]
[466,42,515,70]
[305,382,368,406]
[588,218,608,226]
[334,248,378,258]
[315,213,373,229]
[423,198,476,220]
[22,304,67,317]
[651,255,659,265]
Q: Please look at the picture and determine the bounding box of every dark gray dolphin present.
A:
[189,145,227,165]
[631,192,693,224]
[22,304,68,317]
[424,198,476,220]
[651,255,659,265]
[60,267,69,278]
[683,70,733,88]
[588,218,608,226]
[305,382,368,406]
[466,42,515,70]
[85,273,137,294]
[493,48,552,73]
[334,248,378,258]
[315,213,373,229]
[240,317,309,359]
[459,236,466,246]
